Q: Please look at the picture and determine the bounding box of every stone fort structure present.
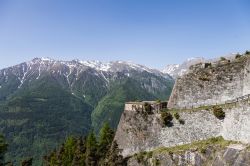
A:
[168,55,250,109]
[115,54,250,157]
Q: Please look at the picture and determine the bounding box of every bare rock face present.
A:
[168,55,250,109]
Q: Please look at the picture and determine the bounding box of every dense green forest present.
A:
[0,75,92,165]
[0,123,125,166]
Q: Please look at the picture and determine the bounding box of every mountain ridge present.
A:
[162,53,242,78]
[162,57,205,78]
[0,57,172,91]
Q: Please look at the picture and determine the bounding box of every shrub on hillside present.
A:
[144,102,152,114]
[235,53,242,59]
[245,50,250,55]
[200,148,206,154]
[178,119,185,125]
[220,57,227,61]
[161,111,173,127]
[135,151,147,163]
[199,76,210,81]
[213,106,225,119]
[156,99,161,103]
[174,112,180,120]
[204,63,212,68]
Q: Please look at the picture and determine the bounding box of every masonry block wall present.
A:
[168,56,250,109]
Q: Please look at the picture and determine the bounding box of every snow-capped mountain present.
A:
[79,60,158,73]
[0,57,174,109]
[162,53,243,78]
[0,57,171,90]
[162,57,205,78]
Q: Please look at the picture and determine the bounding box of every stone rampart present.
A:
[168,56,250,109]
[115,99,250,156]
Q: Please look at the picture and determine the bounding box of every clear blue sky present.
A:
[0,0,249,69]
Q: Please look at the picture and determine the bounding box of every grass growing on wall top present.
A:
[167,97,250,114]
[152,136,237,155]
[133,136,238,159]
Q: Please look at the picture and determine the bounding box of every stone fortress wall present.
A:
[115,99,250,157]
[115,54,250,157]
[168,55,250,109]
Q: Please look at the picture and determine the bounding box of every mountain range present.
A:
[162,57,205,78]
[161,54,241,78]
[0,57,174,164]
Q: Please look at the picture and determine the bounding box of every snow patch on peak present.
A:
[162,57,205,78]
[79,60,111,71]
[77,60,156,73]
[162,64,180,74]
[111,61,156,74]
[187,57,200,62]
[30,57,55,64]
[41,57,53,61]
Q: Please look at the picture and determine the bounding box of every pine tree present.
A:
[98,123,114,162]
[43,137,87,166]
[72,137,86,166]
[21,158,33,166]
[43,149,60,166]
[61,136,77,165]
[56,143,65,165]
[0,134,8,166]
[85,132,98,166]
[104,140,124,166]
[43,124,122,166]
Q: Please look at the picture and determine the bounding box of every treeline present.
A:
[0,123,126,166]
[43,123,125,166]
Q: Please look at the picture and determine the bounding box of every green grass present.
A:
[154,137,236,154]
[166,97,250,114]
[246,145,250,151]
[133,136,237,158]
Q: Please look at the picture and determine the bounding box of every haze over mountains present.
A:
[0,57,174,164]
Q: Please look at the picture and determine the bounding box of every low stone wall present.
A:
[115,101,250,157]
[124,103,144,112]
[124,101,168,112]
